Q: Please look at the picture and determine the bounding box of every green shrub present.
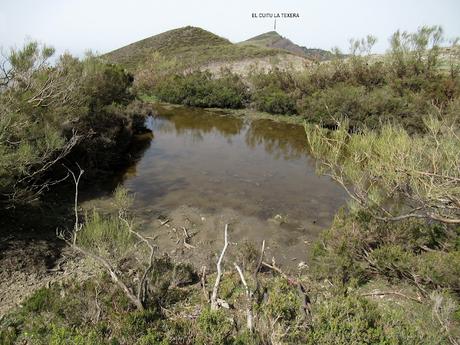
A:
[49,325,102,345]
[121,310,160,339]
[312,208,459,292]
[300,83,366,125]
[307,292,450,345]
[78,210,133,257]
[23,287,55,313]
[249,68,298,115]
[154,70,249,109]
[154,318,195,345]
[308,294,386,345]
[252,86,297,114]
[310,210,373,284]
[367,245,415,280]
[262,277,299,321]
[136,331,164,345]
[0,42,145,207]
[416,251,460,290]
[196,308,233,345]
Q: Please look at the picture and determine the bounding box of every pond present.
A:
[89,104,348,267]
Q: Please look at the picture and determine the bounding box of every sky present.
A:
[1,0,460,57]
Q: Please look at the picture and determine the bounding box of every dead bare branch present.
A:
[201,266,209,302]
[63,163,84,243]
[254,240,265,303]
[361,290,422,304]
[211,224,229,310]
[234,263,254,332]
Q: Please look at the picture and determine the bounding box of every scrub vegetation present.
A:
[1,26,460,344]
[138,26,460,134]
[0,42,151,207]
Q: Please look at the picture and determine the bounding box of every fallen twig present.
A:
[159,219,170,226]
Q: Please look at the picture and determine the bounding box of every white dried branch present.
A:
[211,224,229,310]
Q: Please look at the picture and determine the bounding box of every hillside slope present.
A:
[103,26,298,71]
[241,31,334,61]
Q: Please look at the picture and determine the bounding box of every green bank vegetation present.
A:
[1,26,460,344]
[139,26,460,133]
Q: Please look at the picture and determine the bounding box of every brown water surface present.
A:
[93,105,348,267]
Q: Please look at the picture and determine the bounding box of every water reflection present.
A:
[122,104,347,229]
[245,119,307,160]
[152,105,244,138]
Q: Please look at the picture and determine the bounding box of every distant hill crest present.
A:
[103,26,332,71]
[241,31,334,61]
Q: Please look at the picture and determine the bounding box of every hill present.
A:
[103,26,297,71]
[241,31,334,61]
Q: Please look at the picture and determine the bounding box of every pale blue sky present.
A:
[1,0,459,56]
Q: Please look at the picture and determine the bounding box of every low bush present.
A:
[196,308,234,345]
[249,68,298,115]
[312,210,460,292]
[261,277,299,322]
[307,292,450,345]
[154,69,249,109]
[307,294,387,345]
[252,85,297,114]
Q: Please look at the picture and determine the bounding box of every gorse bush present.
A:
[307,294,387,345]
[307,117,460,303]
[305,111,460,343]
[196,308,234,345]
[286,26,458,129]
[306,292,451,345]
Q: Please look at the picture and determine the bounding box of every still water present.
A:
[119,105,347,266]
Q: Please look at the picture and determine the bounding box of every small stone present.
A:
[298,261,308,269]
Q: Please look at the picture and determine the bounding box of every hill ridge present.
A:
[242,31,334,61]
[103,26,314,72]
